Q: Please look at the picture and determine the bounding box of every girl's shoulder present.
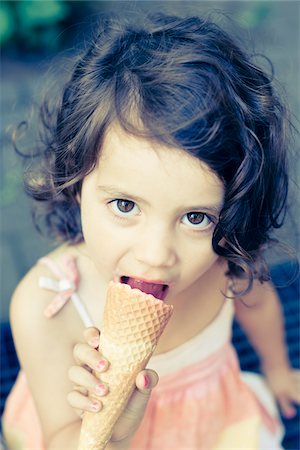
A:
[10,243,83,335]
[11,243,72,300]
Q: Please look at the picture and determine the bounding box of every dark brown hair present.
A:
[22,12,290,292]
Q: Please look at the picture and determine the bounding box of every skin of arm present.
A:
[10,263,85,448]
[233,279,290,371]
[233,279,300,418]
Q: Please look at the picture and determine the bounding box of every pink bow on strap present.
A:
[38,255,80,319]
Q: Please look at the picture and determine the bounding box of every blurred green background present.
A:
[0,0,96,54]
[1,1,299,319]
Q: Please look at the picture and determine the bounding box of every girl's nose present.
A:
[133,226,177,269]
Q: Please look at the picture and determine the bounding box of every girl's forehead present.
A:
[94,124,224,206]
[100,123,220,182]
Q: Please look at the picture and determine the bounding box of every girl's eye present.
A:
[181,212,213,229]
[109,199,140,217]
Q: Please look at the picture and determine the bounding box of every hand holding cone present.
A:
[78,281,173,450]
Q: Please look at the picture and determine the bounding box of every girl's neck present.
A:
[153,259,228,355]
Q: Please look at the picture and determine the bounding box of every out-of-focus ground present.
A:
[1,1,299,320]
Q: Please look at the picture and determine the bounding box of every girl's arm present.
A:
[234,281,289,369]
[234,280,300,417]
[10,263,84,447]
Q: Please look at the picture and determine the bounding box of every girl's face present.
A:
[80,124,224,303]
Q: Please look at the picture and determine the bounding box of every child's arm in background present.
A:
[234,280,300,418]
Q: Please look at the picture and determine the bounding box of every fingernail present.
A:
[88,337,99,348]
[90,400,101,412]
[143,374,150,389]
[285,409,296,418]
[95,359,108,372]
[95,383,108,396]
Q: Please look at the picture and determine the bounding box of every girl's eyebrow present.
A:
[97,185,147,205]
[183,204,222,216]
[98,184,222,215]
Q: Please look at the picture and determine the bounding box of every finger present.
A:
[72,384,88,396]
[135,369,159,393]
[73,343,109,373]
[292,370,300,389]
[67,390,103,413]
[292,370,300,405]
[290,392,300,405]
[280,371,300,406]
[111,369,158,443]
[75,408,85,419]
[84,327,100,349]
[277,394,296,419]
[288,372,300,404]
[69,366,109,397]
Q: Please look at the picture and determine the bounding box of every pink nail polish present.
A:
[96,359,107,372]
[143,374,150,389]
[91,400,101,412]
[95,383,107,396]
[285,409,296,418]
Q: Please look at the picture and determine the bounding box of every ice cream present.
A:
[78,280,173,450]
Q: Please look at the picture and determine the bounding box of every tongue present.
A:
[121,277,168,301]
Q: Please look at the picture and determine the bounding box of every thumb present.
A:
[110,369,159,443]
[136,369,159,393]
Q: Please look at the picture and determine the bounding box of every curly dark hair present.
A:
[23,12,289,292]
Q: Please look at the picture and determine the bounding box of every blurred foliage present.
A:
[0,2,15,44]
[235,3,271,29]
[0,0,95,54]
[0,1,274,55]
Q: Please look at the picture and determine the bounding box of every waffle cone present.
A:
[78,281,173,450]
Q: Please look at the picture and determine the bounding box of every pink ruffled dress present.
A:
[2,255,284,449]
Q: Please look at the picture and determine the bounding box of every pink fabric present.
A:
[2,371,43,450]
[130,344,278,449]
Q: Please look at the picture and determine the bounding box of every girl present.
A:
[3,12,300,450]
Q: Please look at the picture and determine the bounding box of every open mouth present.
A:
[120,276,169,301]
